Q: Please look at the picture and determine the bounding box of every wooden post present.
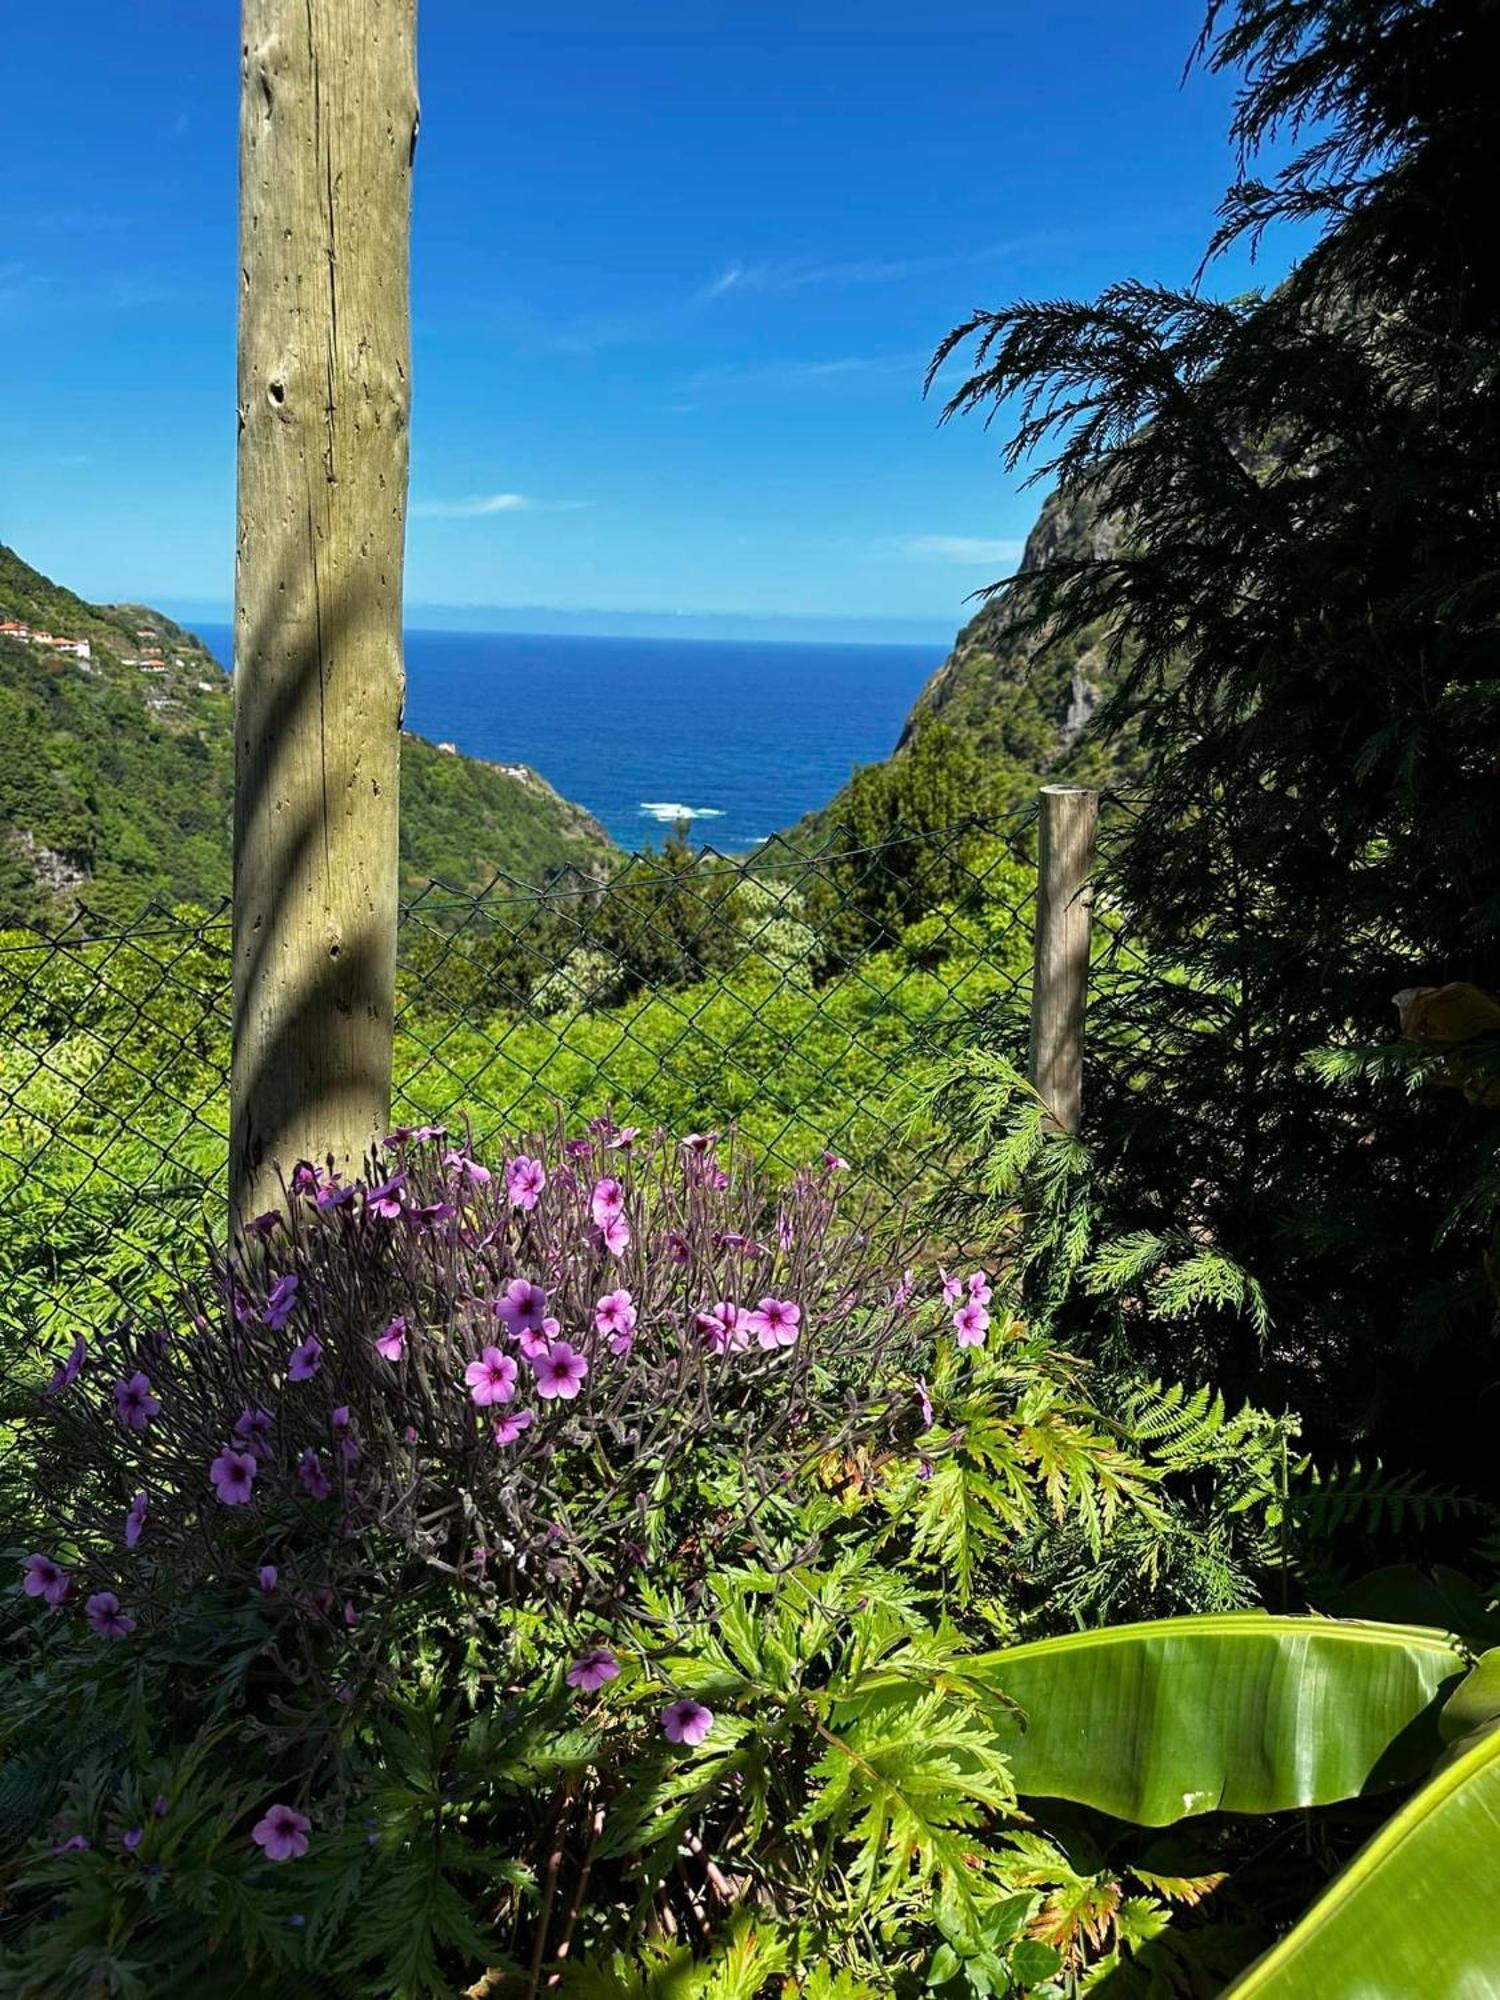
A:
[230,0,418,1220]
[1028,785,1097,1134]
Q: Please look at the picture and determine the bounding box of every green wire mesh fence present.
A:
[0,808,1052,1354]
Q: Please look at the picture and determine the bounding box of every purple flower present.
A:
[113,1372,160,1432]
[416,1199,458,1231]
[287,1334,323,1382]
[122,1827,143,1852]
[315,1178,355,1211]
[515,1314,560,1361]
[45,1334,87,1397]
[893,1269,916,1312]
[681,1131,719,1155]
[613,1126,641,1150]
[595,1213,631,1258]
[234,1406,276,1456]
[746,1297,801,1350]
[258,1564,279,1592]
[290,1161,320,1196]
[375,1316,407,1363]
[444,1148,493,1188]
[465,1346,519,1407]
[505,1154,546,1211]
[152,1794,169,1818]
[594,1289,637,1343]
[210,1448,257,1506]
[124,1492,149,1550]
[52,1835,90,1855]
[590,1177,625,1227]
[85,1591,136,1640]
[263,1273,300,1331]
[953,1302,990,1349]
[495,1278,548,1338]
[661,1699,714,1746]
[533,1341,589,1401]
[822,1150,850,1172]
[493,1409,534,1447]
[21,1553,70,1606]
[915,1378,934,1429]
[365,1171,407,1221]
[940,1268,963,1309]
[967,1270,992,1307]
[246,1209,282,1239]
[664,1230,690,1265]
[566,1646,620,1693]
[696,1300,748,1355]
[251,1803,310,1863]
[297,1448,331,1500]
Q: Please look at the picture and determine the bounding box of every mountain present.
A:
[793,482,1137,845]
[0,544,615,928]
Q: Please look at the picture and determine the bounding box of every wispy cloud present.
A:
[410,492,588,521]
[681,351,927,395]
[701,240,1035,302]
[900,535,1026,566]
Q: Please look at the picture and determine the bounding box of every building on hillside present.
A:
[45,637,91,660]
[0,619,30,639]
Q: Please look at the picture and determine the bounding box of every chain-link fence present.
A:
[1,808,1054,1350]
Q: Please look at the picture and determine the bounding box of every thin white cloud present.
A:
[410,493,588,520]
[900,535,1027,566]
[682,351,926,394]
[700,240,1036,302]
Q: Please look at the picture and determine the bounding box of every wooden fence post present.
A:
[1028,785,1098,1134]
[230,0,418,1222]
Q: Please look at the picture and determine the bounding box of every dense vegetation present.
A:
[4,0,1500,1992]
[0,544,615,926]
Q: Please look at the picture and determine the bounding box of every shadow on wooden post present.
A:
[1028,785,1098,1135]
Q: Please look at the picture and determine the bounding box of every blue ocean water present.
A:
[193,625,939,852]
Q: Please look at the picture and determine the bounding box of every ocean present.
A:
[192,625,940,852]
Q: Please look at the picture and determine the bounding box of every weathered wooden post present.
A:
[1028,785,1097,1133]
[230,0,419,1220]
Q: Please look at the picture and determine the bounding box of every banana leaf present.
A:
[969,1613,1463,1824]
[1224,1719,1500,1996]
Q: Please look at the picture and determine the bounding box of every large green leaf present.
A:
[970,1614,1463,1824]
[1224,1720,1500,1996]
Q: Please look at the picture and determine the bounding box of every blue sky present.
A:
[1,1,1299,637]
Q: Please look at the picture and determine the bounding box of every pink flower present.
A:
[124,1492,149,1550]
[416,1199,458,1231]
[493,1409,534,1447]
[746,1297,801,1350]
[594,1289,637,1341]
[661,1698,714,1746]
[233,1408,275,1461]
[566,1646,621,1692]
[664,1230,690,1265]
[251,1802,310,1863]
[210,1448,257,1506]
[612,1126,641,1150]
[113,1372,160,1432]
[494,1278,548,1339]
[287,1335,323,1381]
[966,1270,992,1307]
[822,1151,850,1172]
[258,1564,279,1592]
[464,1346,519,1407]
[893,1269,916,1312]
[595,1213,631,1257]
[505,1155,546,1211]
[365,1171,406,1221]
[696,1300,749,1355]
[297,1448,331,1500]
[290,1161,319,1197]
[375,1316,406,1363]
[85,1591,136,1640]
[263,1273,300,1330]
[533,1341,589,1401]
[940,1268,963,1309]
[953,1302,990,1349]
[443,1148,493,1187]
[681,1132,718,1155]
[916,1378,934,1428]
[45,1334,87,1397]
[516,1314,560,1361]
[315,1177,355,1211]
[590,1177,625,1226]
[21,1553,70,1605]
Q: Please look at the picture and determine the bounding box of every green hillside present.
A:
[0,543,615,927]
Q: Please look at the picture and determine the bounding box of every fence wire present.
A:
[0,808,1042,1349]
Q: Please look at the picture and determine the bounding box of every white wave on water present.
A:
[639,802,726,823]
